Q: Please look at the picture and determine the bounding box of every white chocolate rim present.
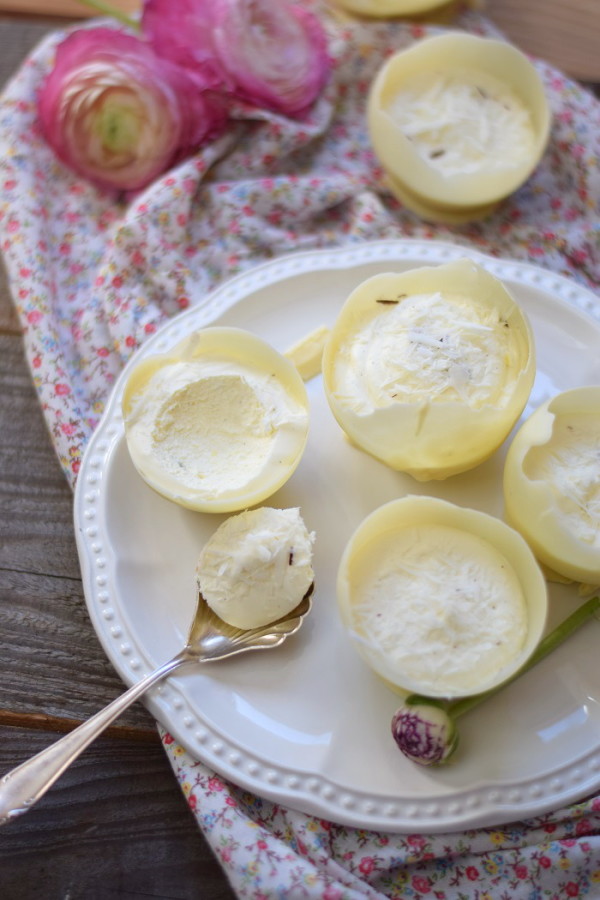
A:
[331,0,454,17]
[367,33,551,209]
[122,326,309,513]
[322,258,536,480]
[504,386,600,584]
[381,169,503,224]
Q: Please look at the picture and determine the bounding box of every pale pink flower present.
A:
[142,0,331,116]
[38,28,227,192]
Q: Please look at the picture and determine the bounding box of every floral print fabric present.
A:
[167,735,600,899]
[1,3,599,897]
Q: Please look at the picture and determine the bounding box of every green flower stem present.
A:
[76,0,139,30]
[415,595,600,721]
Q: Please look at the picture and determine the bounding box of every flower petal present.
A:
[38,27,227,192]
[142,0,331,117]
[212,0,331,115]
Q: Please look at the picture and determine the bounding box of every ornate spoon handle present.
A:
[0,655,185,825]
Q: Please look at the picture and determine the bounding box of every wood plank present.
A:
[0,330,157,731]
[481,0,599,82]
[0,332,86,579]
[0,563,157,728]
[0,17,64,90]
[0,332,156,731]
[0,726,235,900]
[0,706,158,740]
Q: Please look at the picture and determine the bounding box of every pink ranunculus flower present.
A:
[142,0,331,117]
[38,28,227,192]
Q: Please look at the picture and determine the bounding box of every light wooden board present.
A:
[487,0,599,83]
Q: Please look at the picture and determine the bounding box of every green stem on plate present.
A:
[75,0,139,30]
[446,594,600,720]
[395,596,600,767]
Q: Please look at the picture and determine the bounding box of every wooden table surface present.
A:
[0,8,598,900]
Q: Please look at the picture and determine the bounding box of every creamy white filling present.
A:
[524,412,600,548]
[387,69,535,176]
[197,507,315,629]
[332,290,519,414]
[352,524,526,694]
[126,359,307,497]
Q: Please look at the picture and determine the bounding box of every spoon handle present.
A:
[0,654,186,825]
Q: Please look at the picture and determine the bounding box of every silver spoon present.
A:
[0,585,313,825]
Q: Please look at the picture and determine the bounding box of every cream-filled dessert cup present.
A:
[504,386,600,585]
[367,33,551,223]
[196,507,315,629]
[337,496,548,699]
[122,327,309,513]
[322,258,536,481]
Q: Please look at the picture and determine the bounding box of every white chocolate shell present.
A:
[337,496,548,699]
[367,34,551,222]
[322,258,535,480]
[503,386,600,584]
[122,327,309,513]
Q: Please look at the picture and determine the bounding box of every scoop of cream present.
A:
[196,507,315,629]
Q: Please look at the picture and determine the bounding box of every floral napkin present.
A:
[1,2,600,897]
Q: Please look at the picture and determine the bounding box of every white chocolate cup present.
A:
[337,496,548,699]
[504,386,600,584]
[122,327,309,513]
[367,33,551,222]
[322,259,536,481]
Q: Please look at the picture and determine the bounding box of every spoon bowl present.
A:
[188,585,313,662]
[0,584,313,825]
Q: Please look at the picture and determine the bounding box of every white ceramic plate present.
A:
[74,239,600,833]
